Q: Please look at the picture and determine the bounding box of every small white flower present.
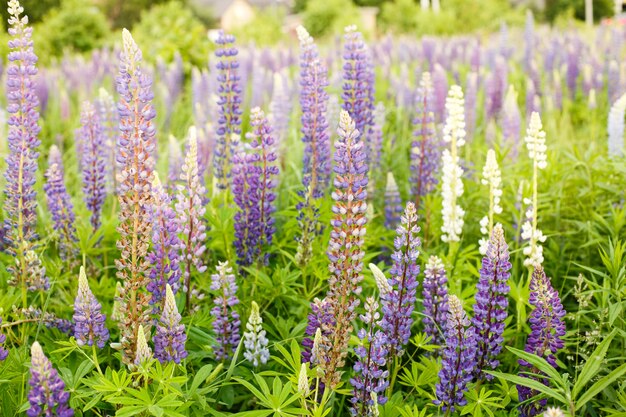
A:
[525,112,547,170]
[608,92,626,158]
[243,301,270,367]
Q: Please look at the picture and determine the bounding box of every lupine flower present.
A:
[27,342,74,417]
[368,102,384,176]
[210,261,241,361]
[543,407,565,417]
[411,72,439,208]
[350,297,389,417]
[472,224,511,380]
[243,301,270,367]
[175,127,208,310]
[321,110,369,388]
[44,146,78,261]
[3,0,44,292]
[73,266,109,348]
[95,88,119,193]
[608,92,626,158]
[302,297,335,364]
[78,101,107,230]
[518,266,566,417]
[521,112,547,269]
[147,174,182,312]
[384,172,403,229]
[17,305,73,334]
[465,72,478,141]
[134,325,152,365]
[434,295,477,412]
[440,85,466,243]
[154,284,187,364]
[478,150,503,255]
[608,60,621,105]
[380,202,420,355]
[369,263,392,297]
[115,29,157,365]
[167,134,184,190]
[422,256,449,346]
[269,71,291,147]
[213,31,242,189]
[485,57,507,121]
[342,26,371,137]
[501,85,521,158]
[0,316,8,361]
[298,362,310,396]
[432,64,448,122]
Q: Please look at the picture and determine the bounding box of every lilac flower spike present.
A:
[350,297,389,417]
[518,266,566,417]
[434,295,476,412]
[384,172,403,229]
[243,301,270,367]
[501,86,521,158]
[27,342,74,417]
[0,316,8,361]
[380,202,421,355]
[95,88,118,193]
[147,173,182,312]
[154,284,187,364]
[44,146,78,260]
[73,266,109,348]
[176,127,208,310]
[134,325,153,366]
[422,256,449,346]
[471,224,511,380]
[368,102,385,173]
[342,26,371,137]
[3,0,44,292]
[210,261,241,361]
[302,297,335,364]
[78,101,107,230]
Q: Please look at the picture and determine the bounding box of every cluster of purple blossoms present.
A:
[0,316,8,361]
[342,26,372,138]
[350,298,389,417]
[78,101,107,230]
[432,64,448,122]
[518,266,566,417]
[501,86,522,158]
[422,256,449,346]
[471,224,511,380]
[148,174,182,313]
[95,88,119,194]
[435,295,477,412]
[154,284,187,364]
[44,146,78,261]
[27,342,74,417]
[73,266,109,349]
[383,172,403,230]
[233,108,279,267]
[18,305,73,334]
[411,72,439,209]
[368,102,384,175]
[210,261,241,361]
[302,297,335,364]
[380,202,420,355]
[213,31,242,189]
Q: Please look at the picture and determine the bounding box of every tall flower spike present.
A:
[521,112,547,269]
[518,266,566,417]
[73,266,109,348]
[243,301,270,367]
[384,172,403,230]
[440,85,466,243]
[471,224,511,380]
[134,325,152,365]
[154,284,187,364]
[3,0,44,293]
[502,86,521,158]
[422,256,449,346]
[302,297,335,364]
[27,342,74,417]
[411,72,439,208]
[342,26,371,138]
[95,88,119,194]
[369,264,392,297]
[78,101,107,231]
[0,316,8,361]
[115,29,157,364]
[368,102,384,174]
[44,146,78,261]
[350,297,389,417]
[608,92,626,158]
[434,295,476,412]
[213,31,242,189]
[478,150,503,255]
[147,173,182,312]
[210,261,241,361]
[380,202,421,355]
[321,110,368,388]
[176,126,208,311]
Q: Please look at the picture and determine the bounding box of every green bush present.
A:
[302,0,360,38]
[101,0,172,29]
[545,0,614,23]
[232,9,286,46]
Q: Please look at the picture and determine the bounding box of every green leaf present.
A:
[573,329,617,398]
[505,347,566,388]
[83,393,103,412]
[576,363,626,410]
[486,371,568,404]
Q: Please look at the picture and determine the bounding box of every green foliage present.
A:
[545,0,615,23]
[232,9,286,46]
[0,0,60,25]
[302,0,360,38]
[101,0,172,29]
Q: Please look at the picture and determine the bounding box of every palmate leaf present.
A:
[485,371,568,405]
[576,363,626,411]
[572,328,617,398]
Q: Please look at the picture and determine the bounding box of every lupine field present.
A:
[0,0,625,415]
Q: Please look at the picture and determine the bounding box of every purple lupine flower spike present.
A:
[384,172,403,230]
[95,88,118,194]
[380,202,421,356]
[44,146,78,261]
[114,29,157,365]
[434,295,477,412]
[147,174,182,312]
[502,86,521,158]
[411,72,439,209]
[175,127,208,311]
[432,64,448,122]
[342,26,371,138]
[154,284,187,364]
[210,261,241,361]
[518,266,566,417]
[368,102,384,174]
[471,224,511,380]
[350,297,389,416]
[27,342,74,417]
[213,31,242,190]
[321,110,368,388]
[73,266,109,348]
[464,72,478,142]
[422,256,449,346]
[78,101,107,230]
[302,297,335,364]
[0,316,8,361]
[3,0,44,291]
